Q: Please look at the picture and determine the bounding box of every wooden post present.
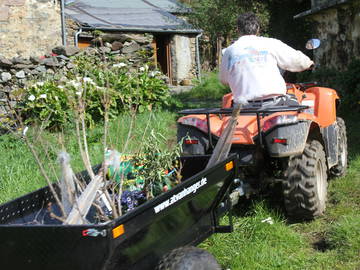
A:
[206,103,241,169]
[65,174,103,225]
[59,152,77,216]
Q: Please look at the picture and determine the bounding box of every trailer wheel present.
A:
[157,246,221,270]
[283,140,327,221]
[330,117,348,178]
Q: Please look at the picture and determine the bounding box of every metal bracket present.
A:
[214,199,233,234]
[214,224,233,233]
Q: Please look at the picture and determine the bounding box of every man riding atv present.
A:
[177,13,348,221]
[220,12,314,107]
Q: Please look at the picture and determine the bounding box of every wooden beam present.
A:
[206,104,241,168]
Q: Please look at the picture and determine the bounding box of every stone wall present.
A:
[65,17,80,47]
[311,0,336,7]
[0,34,159,116]
[310,1,360,70]
[0,0,62,59]
[171,34,197,85]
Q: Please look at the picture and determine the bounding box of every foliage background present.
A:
[181,0,312,70]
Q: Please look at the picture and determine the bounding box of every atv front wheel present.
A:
[283,140,327,221]
[330,117,348,177]
[156,246,221,270]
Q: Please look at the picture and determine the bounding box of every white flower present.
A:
[261,217,274,225]
[83,77,95,85]
[113,63,127,68]
[139,67,145,72]
[22,126,29,136]
[58,85,64,89]
[149,71,160,77]
[39,94,47,99]
[28,95,36,101]
[70,80,81,89]
[75,91,82,96]
[35,82,44,87]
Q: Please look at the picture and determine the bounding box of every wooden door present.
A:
[155,35,172,84]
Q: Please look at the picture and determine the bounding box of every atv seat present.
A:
[241,94,299,108]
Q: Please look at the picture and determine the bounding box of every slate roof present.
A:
[65,0,199,33]
[294,0,351,19]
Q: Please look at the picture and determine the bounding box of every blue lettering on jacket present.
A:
[227,47,268,70]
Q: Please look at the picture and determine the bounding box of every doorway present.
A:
[154,35,172,84]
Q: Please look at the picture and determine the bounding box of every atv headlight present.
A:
[262,115,298,133]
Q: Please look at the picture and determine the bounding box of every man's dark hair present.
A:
[237,12,260,35]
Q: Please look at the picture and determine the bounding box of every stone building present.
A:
[0,0,201,85]
[295,0,360,70]
[64,0,202,85]
[0,0,63,59]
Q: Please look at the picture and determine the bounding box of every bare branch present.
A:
[23,135,67,218]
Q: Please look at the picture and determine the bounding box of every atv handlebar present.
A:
[295,82,318,91]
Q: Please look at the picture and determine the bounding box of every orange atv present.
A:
[177,82,348,220]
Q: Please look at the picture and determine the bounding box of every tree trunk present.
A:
[216,37,223,67]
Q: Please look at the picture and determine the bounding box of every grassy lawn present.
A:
[0,72,359,269]
[174,71,230,109]
[202,168,360,269]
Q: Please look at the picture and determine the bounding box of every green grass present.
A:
[202,203,318,270]
[0,135,43,204]
[173,71,230,108]
[201,172,360,269]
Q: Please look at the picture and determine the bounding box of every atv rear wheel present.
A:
[330,117,348,177]
[283,140,327,221]
[156,246,221,270]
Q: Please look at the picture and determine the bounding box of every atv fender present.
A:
[320,121,338,168]
[265,121,311,157]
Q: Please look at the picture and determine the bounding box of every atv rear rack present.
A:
[178,105,309,149]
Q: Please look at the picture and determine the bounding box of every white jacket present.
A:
[219,35,313,104]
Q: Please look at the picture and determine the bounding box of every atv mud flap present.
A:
[265,121,310,157]
[177,124,210,155]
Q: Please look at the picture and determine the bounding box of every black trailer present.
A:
[0,155,238,270]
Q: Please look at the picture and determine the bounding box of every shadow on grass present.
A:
[232,183,286,219]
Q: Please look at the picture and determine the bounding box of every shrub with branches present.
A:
[17,54,170,130]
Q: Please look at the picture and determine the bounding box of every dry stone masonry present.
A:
[303,0,360,70]
[0,0,62,59]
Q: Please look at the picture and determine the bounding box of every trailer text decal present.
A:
[154,177,208,214]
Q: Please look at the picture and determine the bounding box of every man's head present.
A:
[237,12,260,36]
